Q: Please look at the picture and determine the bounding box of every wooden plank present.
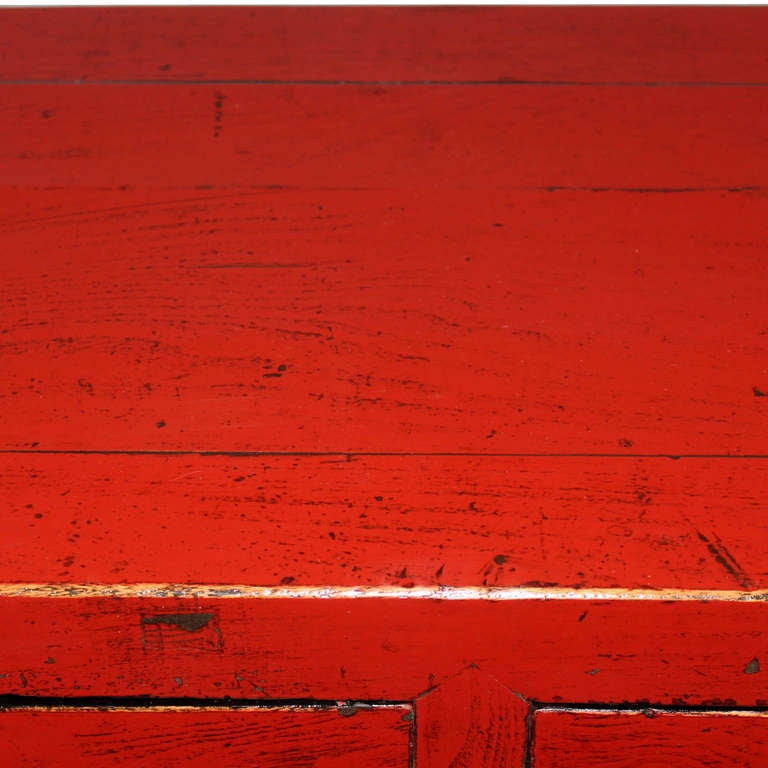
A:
[533,709,768,767]
[2,8,768,83]
[2,454,768,590]
[416,666,529,768]
[2,188,767,454]
[0,707,411,767]
[1,596,766,706]
[0,85,767,188]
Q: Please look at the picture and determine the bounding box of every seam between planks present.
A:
[2,450,768,459]
[534,706,768,715]
[0,187,760,206]
[2,584,768,601]
[0,696,411,712]
[3,79,768,87]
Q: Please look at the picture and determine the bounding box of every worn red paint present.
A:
[1,8,767,766]
[0,596,766,706]
[2,188,766,454]
[1,454,767,589]
[416,667,529,768]
[533,709,768,767]
[0,708,411,767]
[1,86,766,188]
[2,7,768,83]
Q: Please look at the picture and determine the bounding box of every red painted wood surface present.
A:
[0,707,411,767]
[533,709,768,767]
[2,8,768,84]
[2,10,768,765]
[2,453,767,590]
[1,87,766,188]
[2,188,766,454]
[1,597,766,706]
[416,667,529,768]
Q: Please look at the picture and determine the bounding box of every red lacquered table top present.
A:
[1,8,767,767]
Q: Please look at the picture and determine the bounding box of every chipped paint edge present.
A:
[2,703,412,713]
[0,584,766,601]
[535,707,768,717]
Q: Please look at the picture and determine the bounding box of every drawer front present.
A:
[533,709,768,767]
[0,707,411,767]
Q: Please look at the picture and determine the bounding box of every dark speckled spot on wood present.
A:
[213,90,225,138]
[141,613,215,632]
[140,611,224,653]
[744,657,760,674]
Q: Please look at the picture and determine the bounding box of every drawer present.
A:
[533,709,768,767]
[0,706,411,767]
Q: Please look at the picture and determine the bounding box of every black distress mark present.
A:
[213,91,226,138]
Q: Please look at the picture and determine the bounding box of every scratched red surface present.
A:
[1,188,766,454]
[2,7,768,83]
[0,86,766,188]
[1,9,768,763]
[0,708,411,767]
[533,709,768,767]
[1,454,767,589]
[417,667,529,768]
[1,597,767,706]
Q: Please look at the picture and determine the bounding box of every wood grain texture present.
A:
[1,13,767,762]
[1,86,767,188]
[2,8,768,83]
[1,597,767,706]
[2,188,766,454]
[416,666,529,768]
[533,709,768,767]
[0,707,411,767]
[2,453,768,590]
